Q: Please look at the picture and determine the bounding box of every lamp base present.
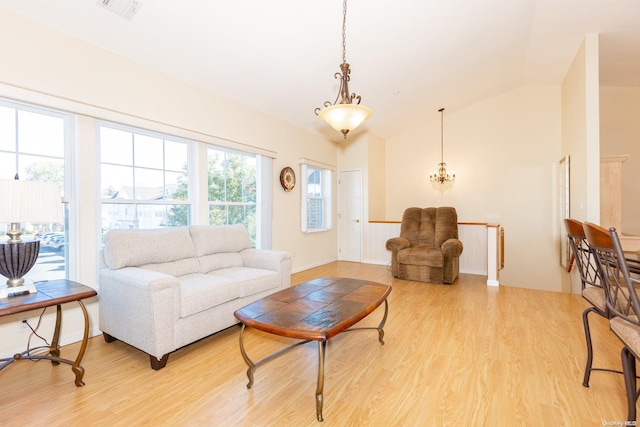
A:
[0,283,37,298]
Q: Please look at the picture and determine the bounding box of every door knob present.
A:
[354,219,360,223]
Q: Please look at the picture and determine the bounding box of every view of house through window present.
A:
[301,162,332,233]
[0,98,69,283]
[99,123,191,233]
[99,124,262,247]
[207,147,257,245]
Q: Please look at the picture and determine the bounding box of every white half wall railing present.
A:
[364,221,503,286]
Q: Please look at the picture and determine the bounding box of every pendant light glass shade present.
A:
[315,0,371,138]
[317,103,372,134]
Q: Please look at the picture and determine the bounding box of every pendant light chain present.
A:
[429,107,455,191]
[315,0,372,138]
[440,108,444,163]
[342,0,347,64]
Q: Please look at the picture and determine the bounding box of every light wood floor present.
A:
[0,262,633,426]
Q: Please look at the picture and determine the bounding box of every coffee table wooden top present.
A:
[234,277,391,341]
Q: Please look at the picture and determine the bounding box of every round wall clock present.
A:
[279,167,296,192]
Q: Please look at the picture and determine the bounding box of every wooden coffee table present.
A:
[233,276,391,422]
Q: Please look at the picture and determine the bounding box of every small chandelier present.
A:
[429,108,456,191]
[315,0,372,138]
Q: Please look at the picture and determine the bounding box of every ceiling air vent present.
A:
[96,0,143,21]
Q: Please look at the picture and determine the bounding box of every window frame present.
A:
[97,121,193,231]
[0,97,73,281]
[300,161,333,233]
[206,145,258,245]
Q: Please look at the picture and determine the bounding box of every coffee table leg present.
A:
[238,324,256,388]
[316,340,326,422]
[377,299,389,345]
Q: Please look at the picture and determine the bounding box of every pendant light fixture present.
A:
[315,0,372,138]
[429,108,456,191]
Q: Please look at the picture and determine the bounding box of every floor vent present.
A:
[96,0,143,21]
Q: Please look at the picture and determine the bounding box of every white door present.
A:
[338,170,362,262]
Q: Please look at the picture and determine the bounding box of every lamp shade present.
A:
[0,179,63,224]
[318,103,372,133]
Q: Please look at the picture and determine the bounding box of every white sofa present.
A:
[98,224,292,370]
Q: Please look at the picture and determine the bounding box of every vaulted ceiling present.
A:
[1,0,639,141]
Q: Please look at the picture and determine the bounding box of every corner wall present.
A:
[384,86,563,291]
[561,34,601,293]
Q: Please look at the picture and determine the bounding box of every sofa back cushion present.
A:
[103,227,198,270]
[189,224,252,256]
[190,224,251,273]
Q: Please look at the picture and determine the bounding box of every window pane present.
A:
[134,134,163,169]
[165,140,188,172]
[307,198,325,229]
[134,168,164,199]
[19,156,64,188]
[18,110,64,157]
[209,204,227,225]
[0,152,14,177]
[243,157,257,203]
[100,127,133,165]
[0,105,15,152]
[166,171,188,201]
[166,204,190,227]
[208,151,225,201]
[307,168,322,197]
[225,153,242,203]
[136,204,170,228]
[102,203,135,230]
[101,164,134,198]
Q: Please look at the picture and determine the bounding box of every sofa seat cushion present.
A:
[397,246,444,268]
[179,274,240,317]
[210,267,279,298]
[198,253,244,274]
[140,258,200,278]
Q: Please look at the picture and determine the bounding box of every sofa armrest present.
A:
[441,238,463,258]
[240,248,292,271]
[240,249,292,290]
[100,266,178,291]
[386,237,410,251]
[98,267,180,360]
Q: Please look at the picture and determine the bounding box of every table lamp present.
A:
[0,178,63,298]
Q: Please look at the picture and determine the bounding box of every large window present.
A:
[301,162,332,233]
[0,99,69,282]
[99,123,191,231]
[207,147,257,244]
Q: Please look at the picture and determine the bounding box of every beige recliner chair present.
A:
[386,206,463,284]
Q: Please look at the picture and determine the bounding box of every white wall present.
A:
[600,86,640,236]
[384,86,563,291]
[561,34,601,293]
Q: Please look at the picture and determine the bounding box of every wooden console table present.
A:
[0,279,97,386]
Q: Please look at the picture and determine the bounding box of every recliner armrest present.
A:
[386,237,411,251]
[441,238,463,257]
